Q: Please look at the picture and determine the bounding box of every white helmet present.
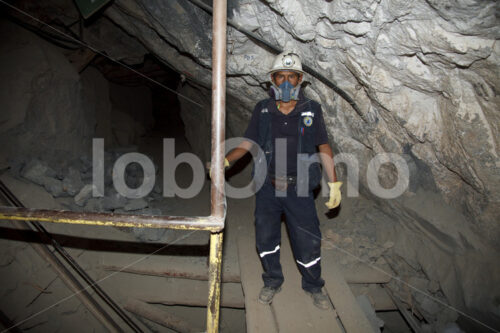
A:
[269,51,304,74]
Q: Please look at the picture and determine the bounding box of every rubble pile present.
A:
[15,154,170,242]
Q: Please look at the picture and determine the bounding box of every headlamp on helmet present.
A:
[269,51,304,74]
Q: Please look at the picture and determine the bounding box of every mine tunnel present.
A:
[0,0,499,333]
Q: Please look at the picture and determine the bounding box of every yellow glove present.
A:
[325,181,342,209]
[208,158,230,178]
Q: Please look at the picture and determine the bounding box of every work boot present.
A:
[258,286,281,304]
[306,290,332,310]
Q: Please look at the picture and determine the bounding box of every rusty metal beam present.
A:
[0,207,223,231]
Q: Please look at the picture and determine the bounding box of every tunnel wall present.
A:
[3,0,500,329]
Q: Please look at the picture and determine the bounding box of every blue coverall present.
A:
[244,91,329,293]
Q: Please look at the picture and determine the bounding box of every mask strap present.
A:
[271,84,281,101]
[290,83,301,100]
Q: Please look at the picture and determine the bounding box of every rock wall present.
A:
[0,17,156,166]
[100,0,499,242]
[0,20,95,166]
[109,82,153,146]
[177,82,212,163]
[81,67,114,146]
[97,0,500,327]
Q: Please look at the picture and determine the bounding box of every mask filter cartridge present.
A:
[279,81,293,102]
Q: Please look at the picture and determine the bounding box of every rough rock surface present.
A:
[62,167,84,196]
[124,198,149,211]
[74,184,96,207]
[98,0,499,242]
[94,0,499,328]
[2,0,499,329]
[0,18,154,165]
[0,20,95,165]
[109,83,153,146]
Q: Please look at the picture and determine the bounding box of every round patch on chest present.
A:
[303,116,313,127]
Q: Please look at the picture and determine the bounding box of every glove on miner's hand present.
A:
[206,158,230,179]
[325,181,342,209]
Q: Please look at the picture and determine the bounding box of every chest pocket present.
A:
[278,118,298,137]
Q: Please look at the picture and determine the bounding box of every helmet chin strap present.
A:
[271,81,301,102]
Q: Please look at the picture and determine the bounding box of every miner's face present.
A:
[272,70,302,87]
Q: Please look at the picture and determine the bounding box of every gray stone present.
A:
[102,192,128,210]
[419,297,442,316]
[153,182,162,194]
[74,184,96,207]
[428,280,440,293]
[62,167,84,196]
[20,159,69,197]
[83,198,104,212]
[382,241,394,249]
[21,159,57,185]
[56,197,79,211]
[79,155,92,173]
[124,198,148,211]
[42,177,64,197]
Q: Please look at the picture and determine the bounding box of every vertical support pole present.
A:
[207,0,227,332]
[207,232,224,332]
[210,0,227,220]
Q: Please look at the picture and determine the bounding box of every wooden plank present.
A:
[99,272,244,308]
[237,227,278,333]
[322,250,376,333]
[124,299,195,333]
[350,284,397,311]
[140,281,245,309]
[99,249,240,283]
[101,263,240,283]
[271,225,343,333]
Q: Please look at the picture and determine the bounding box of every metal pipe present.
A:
[0,181,143,332]
[209,0,227,220]
[206,232,224,332]
[206,0,227,331]
[0,206,223,231]
[185,0,366,122]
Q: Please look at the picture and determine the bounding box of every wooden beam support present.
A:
[124,299,195,333]
[323,251,376,333]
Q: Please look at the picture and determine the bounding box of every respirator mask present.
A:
[271,81,301,102]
